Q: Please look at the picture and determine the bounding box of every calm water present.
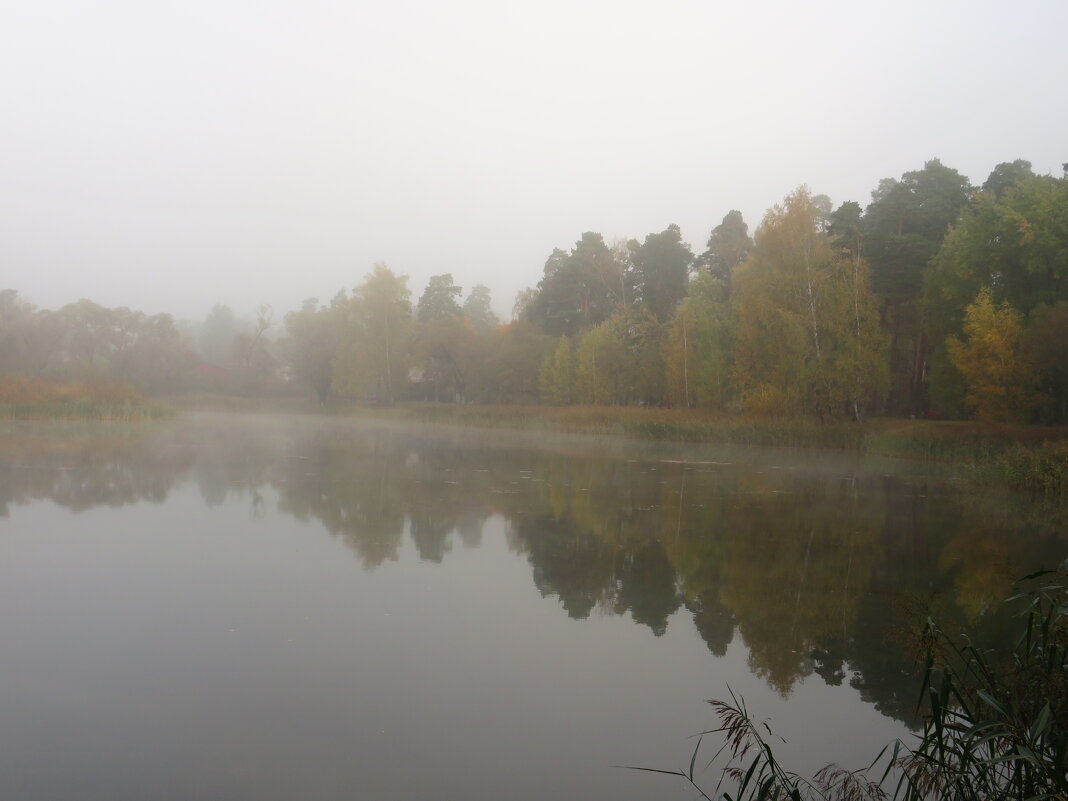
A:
[0,413,1063,800]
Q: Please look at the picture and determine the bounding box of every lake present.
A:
[1,413,1063,800]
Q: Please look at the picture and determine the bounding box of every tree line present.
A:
[531,159,1068,423]
[2,157,1066,422]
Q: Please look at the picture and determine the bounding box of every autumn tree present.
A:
[334,264,412,404]
[284,297,344,406]
[829,201,891,419]
[574,306,663,405]
[663,272,732,408]
[539,336,575,405]
[924,170,1068,416]
[574,324,619,404]
[947,288,1034,422]
[733,188,887,419]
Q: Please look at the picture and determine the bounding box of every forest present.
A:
[3,157,1067,424]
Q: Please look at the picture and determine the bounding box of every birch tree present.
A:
[733,188,887,418]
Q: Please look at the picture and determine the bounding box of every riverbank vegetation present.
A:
[3,158,1067,437]
[342,403,1068,496]
[0,377,170,421]
[638,569,1068,801]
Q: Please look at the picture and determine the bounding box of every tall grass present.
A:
[1000,441,1068,497]
[631,569,1068,801]
[355,403,872,448]
[0,377,171,421]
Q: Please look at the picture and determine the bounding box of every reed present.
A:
[630,569,1068,801]
[999,441,1068,497]
[0,377,171,421]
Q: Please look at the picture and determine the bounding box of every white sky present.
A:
[2,0,1066,323]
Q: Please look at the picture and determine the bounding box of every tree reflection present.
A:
[513,515,616,619]
[0,426,195,515]
[3,417,1065,725]
[276,429,407,569]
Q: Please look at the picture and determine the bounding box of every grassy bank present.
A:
[0,378,172,422]
[345,402,1068,496]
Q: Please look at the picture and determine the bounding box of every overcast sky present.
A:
[3,0,1066,324]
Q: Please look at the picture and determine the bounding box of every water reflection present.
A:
[1,413,1063,728]
[0,425,194,515]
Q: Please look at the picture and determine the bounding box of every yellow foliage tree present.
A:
[539,336,575,404]
[733,188,887,419]
[947,288,1034,422]
[574,324,621,404]
[663,273,732,408]
[574,307,664,405]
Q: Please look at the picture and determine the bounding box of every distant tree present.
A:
[413,274,469,401]
[574,324,619,404]
[811,193,833,230]
[284,298,343,406]
[33,299,197,391]
[574,305,664,405]
[200,304,237,366]
[512,287,538,321]
[232,304,277,394]
[539,336,575,405]
[414,318,470,402]
[663,273,732,408]
[0,290,41,376]
[830,200,890,419]
[115,310,196,392]
[335,264,413,404]
[526,234,624,336]
[733,188,887,418]
[467,320,550,403]
[57,299,112,373]
[947,288,1034,422]
[628,224,694,321]
[417,274,463,323]
[982,159,1035,198]
[863,159,972,415]
[462,284,499,333]
[1025,302,1068,422]
[698,210,752,287]
[924,172,1068,416]
[828,201,864,255]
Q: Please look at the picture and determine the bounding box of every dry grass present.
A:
[0,377,170,421]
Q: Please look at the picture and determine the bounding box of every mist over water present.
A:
[1,414,1061,800]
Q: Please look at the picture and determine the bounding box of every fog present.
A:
[3,0,1066,321]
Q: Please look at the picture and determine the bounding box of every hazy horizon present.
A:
[4,0,1066,323]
